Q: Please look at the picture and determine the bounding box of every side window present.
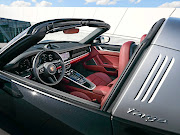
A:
[93,35,140,52]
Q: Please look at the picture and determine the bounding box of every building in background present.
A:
[0,7,180,46]
[0,18,30,43]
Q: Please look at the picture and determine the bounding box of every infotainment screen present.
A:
[60,52,70,61]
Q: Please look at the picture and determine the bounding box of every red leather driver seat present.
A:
[71,35,147,104]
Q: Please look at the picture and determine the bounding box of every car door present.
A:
[0,70,113,135]
[0,75,17,118]
[0,71,52,134]
[83,44,121,77]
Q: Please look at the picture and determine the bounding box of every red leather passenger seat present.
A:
[85,41,136,87]
[70,35,147,105]
[140,34,147,43]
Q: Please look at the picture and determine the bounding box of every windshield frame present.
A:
[39,26,100,44]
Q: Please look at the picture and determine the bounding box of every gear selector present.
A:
[65,69,96,90]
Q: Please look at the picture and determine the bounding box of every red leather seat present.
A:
[140,34,147,43]
[86,41,136,86]
[71,91,91,101]
[70,35,147,106]
[86,72,112,86]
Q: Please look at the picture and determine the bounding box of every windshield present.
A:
[40,26,97,43]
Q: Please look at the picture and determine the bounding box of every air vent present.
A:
[148,57,175,103]
[134,55,175,103]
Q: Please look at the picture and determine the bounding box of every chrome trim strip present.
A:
[89,46,91,52]
[23,75,31,78]
[98,46,103,50]
[100,49,120,53]
[11,80,69,103]
[134,54,162,100]
[92,58,97,65]
[97,46,119,53]
[148,57,175,103]
[141,56,168,102]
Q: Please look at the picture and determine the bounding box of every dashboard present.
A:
[5,42,91,76]
[60,52,70,61]
[18,52,70,71]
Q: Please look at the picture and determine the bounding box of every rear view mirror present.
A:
[63,28,79,34]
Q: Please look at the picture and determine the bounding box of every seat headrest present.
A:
[140,34,147,43]
[118,41,135,77]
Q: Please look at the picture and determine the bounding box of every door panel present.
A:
[84,46,119,76]
[13,79,112,135]
[98,50,119,69]
[0,73,50,134]
[0,71,113,135]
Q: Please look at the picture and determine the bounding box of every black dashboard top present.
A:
[27,41,89,52]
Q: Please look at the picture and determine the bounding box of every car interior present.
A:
[3,26,147,108]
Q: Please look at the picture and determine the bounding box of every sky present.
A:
[0,0,180,7]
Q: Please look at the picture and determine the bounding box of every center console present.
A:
[64,69,96,90]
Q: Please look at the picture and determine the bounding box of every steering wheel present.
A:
[32,50,65,86]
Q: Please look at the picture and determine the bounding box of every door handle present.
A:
[2,82,23,98]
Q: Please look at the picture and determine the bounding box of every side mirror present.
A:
[100,36,110,44]
[63,28,79,34]
[93,36,110,44]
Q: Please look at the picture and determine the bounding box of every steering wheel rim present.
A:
[32,50,65,86]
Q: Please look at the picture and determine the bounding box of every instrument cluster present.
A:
[19,53,55,71]
[39,53,54,63]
